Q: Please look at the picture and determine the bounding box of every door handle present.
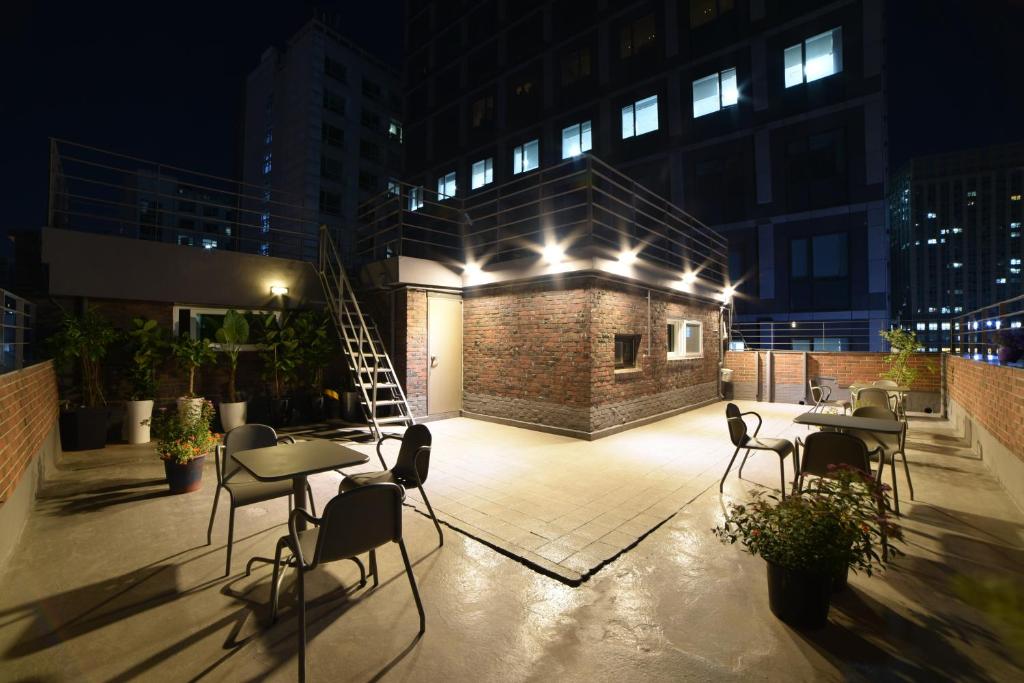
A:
[430,355,438,368]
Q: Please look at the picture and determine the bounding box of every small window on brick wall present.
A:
[668,319,702,359]
[614,334,642,369]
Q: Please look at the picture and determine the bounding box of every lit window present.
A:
[1012,258,1022,265]
[562,121,592,159]
[667,319,703,359]
[264,127,273,145]
[437,172,456,200]
[408,186,424,211]
[1012,194,1022,201]
[388,119,403,142]
[928,323,938,331]
[927,238,938,245]
[471,158,494,190]
[952,227,963,233]
[951,262,963,268]
[927,211,937,218]
[916,323,925,331]
[262,153,272,175]
[387,179,400,197]
[996,278,1007,284]
[259,243,269,256]
[202,238,218,250]
[954,306,963,313]
[692,68,738,118]
[513,139,539,174]
[942,322,951,330]
[967,190,977,197]
[621,95,659,138]
[784,27,842,88]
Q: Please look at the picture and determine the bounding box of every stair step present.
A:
[357,382,400,390]
[374,416,412,425]
[361,399,404,406]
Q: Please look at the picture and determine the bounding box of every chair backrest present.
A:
[808,383,825,402]
[725,403,748,447]
[800,431,871,479]
[856,387,891,409]
[312,483,403,566]
[873,379,898,388]
[393,424,433,486]
[853,405,896,420]
[851,405,902,452]
[222,424,278,481]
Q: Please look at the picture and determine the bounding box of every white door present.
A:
[427,294,463,415]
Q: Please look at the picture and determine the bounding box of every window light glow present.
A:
[270,285,289,295]
[561,121,592,159]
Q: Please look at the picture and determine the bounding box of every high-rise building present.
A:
[400,0,889,349]
[242,16,402,262]
[890,141,1024,350]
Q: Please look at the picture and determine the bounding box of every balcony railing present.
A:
[355,155,729,287]
[2,289,33,373]
[950,293,1024,358]
[47,139,323,261]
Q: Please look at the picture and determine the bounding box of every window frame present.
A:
[784,27,843,88]
[513,139,540,175]
[471,157,494,190]
[667,319,703,360]
[621,95,659,139]
[408,186,424,211]
[561,120,593,159]
[619,14,657,59]
[437,171,457,200]
[692,68,738,118]
[614,333,643,370]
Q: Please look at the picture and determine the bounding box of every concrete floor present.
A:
[1,401,1023,682]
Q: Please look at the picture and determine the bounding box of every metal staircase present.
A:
[317,226,414,440]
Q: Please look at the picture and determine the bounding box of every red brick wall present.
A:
[403,289,428,416]
[0,362,59,504]
[808,353,940,391]
[946,355,1024,458]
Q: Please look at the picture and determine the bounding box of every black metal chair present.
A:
[849,405,913,514]
[206,424,316,576]
[794,430,882,493]
[269,483,425,683]
[720,403,797,497]
[808,378,851,415]
[338,424,443,546]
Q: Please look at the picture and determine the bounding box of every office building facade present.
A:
[890,141,1024,350]
[400,0,888,349]
[242,16,402,261]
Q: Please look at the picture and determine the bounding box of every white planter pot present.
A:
[125,399,154,444]
[177,397,205,417]
[219,401,247,433]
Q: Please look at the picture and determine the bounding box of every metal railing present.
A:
[730,320,881,352]
[48,139,323,261]
[355,154,729,285]
[2,289,34,373]
[950,293,1024,359]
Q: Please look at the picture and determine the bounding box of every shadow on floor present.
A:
[34,477,173,516]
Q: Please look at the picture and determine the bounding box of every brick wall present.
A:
[946,355,1024,458]
[403,289,428,417]
[0,362,59,504]
[461,278,720,436]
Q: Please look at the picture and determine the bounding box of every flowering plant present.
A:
[713,466,902,577]
[147,401,221,465]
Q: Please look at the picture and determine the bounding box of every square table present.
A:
[793,412,904,434]
[234,439,370,530]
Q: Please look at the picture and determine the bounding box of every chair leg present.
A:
[719,446,742,493]
[736,449,753,479]
[369,549,379,587]
[398,540,425,635]
[206,486,221,545]
[270,538,288,622]
[900,451,915,500]
[297,567,307,683]
[778,456,787,499]
[305,482,317,517]
[288,494,293,515]
[225,505,235,577]
[890,455,901,516]
[417,486,444,547]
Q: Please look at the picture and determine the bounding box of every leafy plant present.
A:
[146,400,220,464]
[879,328,930,387]
[291,310,335,394]
[125,317,166,401]
[254,313,299,400]
[993,327,1024,351]
[49,307,118,408]
[713,466,902,578]
[215,309,249,403]
[171,335,216,398]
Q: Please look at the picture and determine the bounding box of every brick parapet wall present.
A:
[945,355,1024,460]
[0,362,59,504]
[403,289,428,417]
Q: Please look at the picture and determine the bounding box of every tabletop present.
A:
[848,383,911,393]
[793,412,904,434]
[234,440,369,482]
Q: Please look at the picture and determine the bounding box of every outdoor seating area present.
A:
[1,399,1022,680]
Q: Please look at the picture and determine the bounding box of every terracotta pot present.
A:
[766,560,832,629]
[164,455,205,494]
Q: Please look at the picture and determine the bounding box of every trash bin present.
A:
[720,368,734,383]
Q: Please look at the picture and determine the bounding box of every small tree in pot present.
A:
[171,334,215,414]
[255,313,299,426]
[215,309,250,432]
[124,317,166,444]
[50,307,118,450]
[148,400,221,494]
[291,310,335,422]
[714,466,902,629]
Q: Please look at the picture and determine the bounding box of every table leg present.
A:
[293,475,309,530]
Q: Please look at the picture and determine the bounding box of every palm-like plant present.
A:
[255,313,299,400]
[126,317,166,401]
[50,308,118,407]
[215,310,249,403]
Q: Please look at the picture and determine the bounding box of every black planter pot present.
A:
[164,456,205,494]
[59,407,109,451]
[766,560,832,629]
[833,565,849,592]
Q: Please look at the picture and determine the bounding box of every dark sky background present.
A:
[1,0,1022,234]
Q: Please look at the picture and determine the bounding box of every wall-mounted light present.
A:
[790,321,797,328]
[542,243,564,265]
[720,286,735,302]
[270,285,289,296]
[681,271,698,286]
[618,249,638,265]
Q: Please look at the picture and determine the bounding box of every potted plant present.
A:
[713,466,902,629]
[291,310,335,422]
[171,334,215,415]
[123,317,165,444]
[993,328,1024,364]
[878,328,931,387]
[215,309,250,432]
[148,400,220,494]
[255,313,299,426]
[50,307,118,451]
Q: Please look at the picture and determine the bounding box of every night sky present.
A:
[1,0,1022,235]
